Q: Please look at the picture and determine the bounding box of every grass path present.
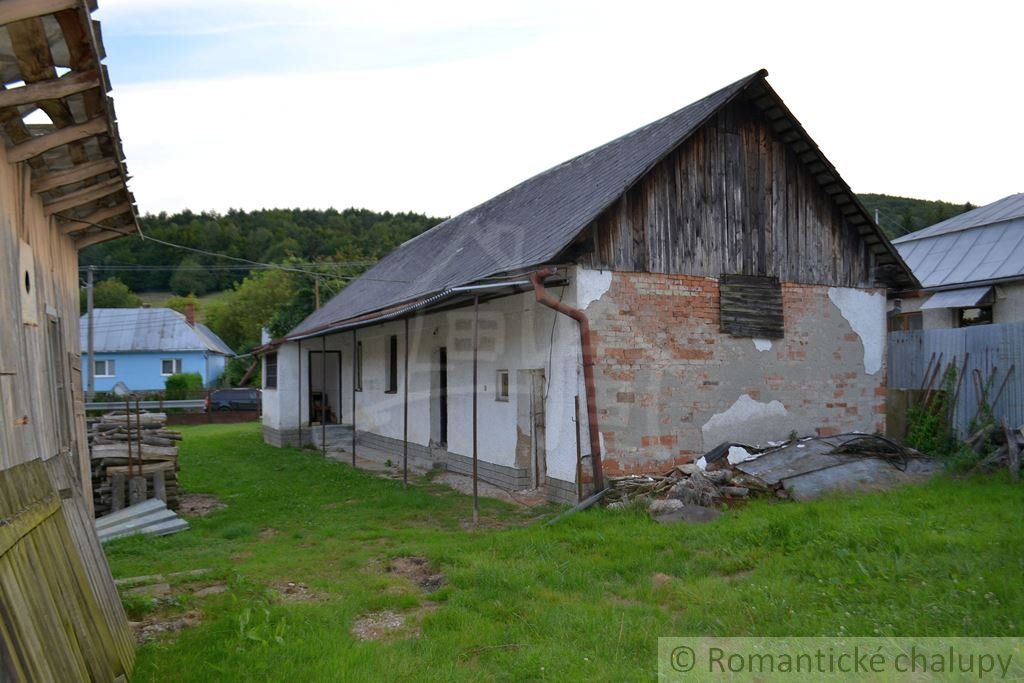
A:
[105,423,1024,681]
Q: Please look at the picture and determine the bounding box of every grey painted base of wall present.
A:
[445,450,531,491]
[262,424,579,505]
[545,477,581,505]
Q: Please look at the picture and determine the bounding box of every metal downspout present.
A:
[529,267,605,492]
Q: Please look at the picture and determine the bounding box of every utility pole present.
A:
[86,265,95,400]
[314,278,320,310]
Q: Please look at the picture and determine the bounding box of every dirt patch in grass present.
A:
[178,493,226,517]
[651,572,674,588]
[388,556,446,593]
[258,527,280,541]
[350,602,438,642]
[271,581,327,603]
[131,610,202,644]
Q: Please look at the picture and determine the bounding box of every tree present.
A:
[205,269,298,352]
[79,278,141,313]
[169,256,214,296]
[165,294,201,317]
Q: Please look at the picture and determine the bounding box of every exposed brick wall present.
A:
[588,272,886,476]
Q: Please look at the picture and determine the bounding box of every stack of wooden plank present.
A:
[88,411,183,517]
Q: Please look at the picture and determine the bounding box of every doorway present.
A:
[516,369,547,487]
[438,347,448,445]
[308,350,342,424]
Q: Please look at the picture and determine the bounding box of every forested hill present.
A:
[80,208,445,294]
[857,193,974,240]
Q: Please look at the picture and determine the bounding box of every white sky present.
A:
[99,0,1023,217]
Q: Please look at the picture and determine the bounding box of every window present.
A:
[496,369,510,401]
[385,335,398,393]
[94,359,115,377]
[957,306,993,328]
[264,352,278,389]
[161,358,183,376]
[718,274,784,338]
[355,341,363,391]
[888,312,923,333]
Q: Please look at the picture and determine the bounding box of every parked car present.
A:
[206,388,261,412]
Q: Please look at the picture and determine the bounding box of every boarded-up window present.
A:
[264,352,278,389]
[719,274,784,338]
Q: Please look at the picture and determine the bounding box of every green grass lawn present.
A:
[135,290,230,323]
[106,423,1024,681]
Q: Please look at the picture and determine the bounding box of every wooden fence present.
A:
[888,321,1024,438]
[0,456,134,681]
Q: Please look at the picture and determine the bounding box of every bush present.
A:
[164,372,204,400]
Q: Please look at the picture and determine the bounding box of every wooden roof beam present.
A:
[32,157,117,193]
[0,70,99,110]
[0,0,79,26]
[6,115,105,162]
[60,200,131,234]
[75,223,136,250]
[43,174,122,214]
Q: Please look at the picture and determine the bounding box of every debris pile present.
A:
[88,411,183,516]
[968,419,1023,480]
[605,433,940,518]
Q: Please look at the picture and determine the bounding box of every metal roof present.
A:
[893,193,1024,289]
[80,308,235,355]
[290,68,911,339]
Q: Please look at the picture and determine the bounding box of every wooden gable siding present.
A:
[575,96,873,287]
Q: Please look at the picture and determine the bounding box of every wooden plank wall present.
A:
[0,458,132,680]
[0,146,88,491]
[577,96,873,287]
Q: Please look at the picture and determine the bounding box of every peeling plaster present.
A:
[752,338,772,352]
[827,287,885,375]
[701,394,796,449]
[576,268,613,311]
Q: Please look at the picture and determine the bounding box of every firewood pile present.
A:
[88,411,183,517]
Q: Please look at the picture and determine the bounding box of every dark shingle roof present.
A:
[290,68,912,338]
[290,70,766,337]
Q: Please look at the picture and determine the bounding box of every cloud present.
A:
[102,0,1024,215]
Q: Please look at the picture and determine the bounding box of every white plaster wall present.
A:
[994,281,1024,323]
[263,284,589,484]
[827,287,886,374]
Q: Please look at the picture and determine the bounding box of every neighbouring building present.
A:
[81,306,235,392]
[260,69,916,504]
[0,2,139,677]
[889,193,1024,330]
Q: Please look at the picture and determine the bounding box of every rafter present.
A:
[0,70,99,110]
[75,224,136,250]
[43,175,122,214]
[32,157,117,193]
[60,201,132,234]
[0,0,78,27]
[6,116,105,162]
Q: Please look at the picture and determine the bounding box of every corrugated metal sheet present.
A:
[893,193,1024,242]
[893,194,1024,288]
[920,286,992,310]
[80,308,235,355]
[888,321,1024,436]
[289,69,910,338]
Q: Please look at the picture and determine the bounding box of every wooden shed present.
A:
[0,0,139,678]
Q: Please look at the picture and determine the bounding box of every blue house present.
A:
[80,307,235,392]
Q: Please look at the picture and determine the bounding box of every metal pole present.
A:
[403,316,409,487]
[321,335,327,458]
[351,330,357,467]
[135,396,143,478]
[86,265,94,400]
[574,395,583,502]
[472,295,479,526]
[297,340,302,449]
